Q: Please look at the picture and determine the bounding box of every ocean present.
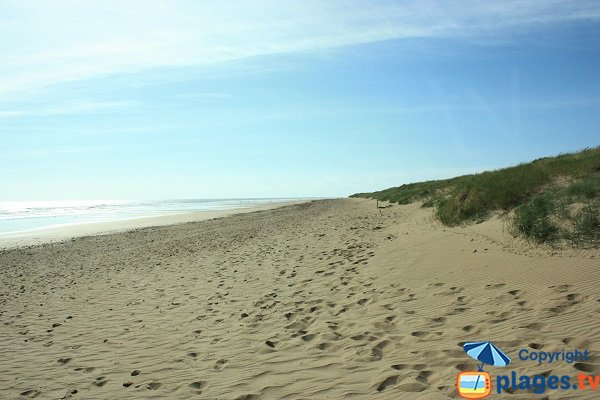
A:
[0,199,298,236]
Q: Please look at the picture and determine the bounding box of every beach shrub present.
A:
[511,176,600,245]
[513,195,559,242]
[568,200,600,245]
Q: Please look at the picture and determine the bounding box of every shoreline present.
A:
[0,199,310,249]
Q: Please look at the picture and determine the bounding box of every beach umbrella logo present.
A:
[456,341,511,399]
[463,341,511,369]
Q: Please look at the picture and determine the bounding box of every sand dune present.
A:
[0,199,598,399]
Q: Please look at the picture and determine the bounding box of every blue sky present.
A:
[1,1,599,200]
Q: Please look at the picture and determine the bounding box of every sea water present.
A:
[0,199,297,236]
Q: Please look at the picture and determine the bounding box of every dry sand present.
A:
[0,199,598,399]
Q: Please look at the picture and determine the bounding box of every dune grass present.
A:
[351,147,600,246]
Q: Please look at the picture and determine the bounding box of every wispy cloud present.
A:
[1,0,599,96]
[0,100,139,119]
[0,145,108,161]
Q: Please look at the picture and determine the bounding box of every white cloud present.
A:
[0,100,139,119]
[0,0,599,95]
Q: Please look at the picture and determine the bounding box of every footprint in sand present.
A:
[566,293,581,301]
[489,310,514,323]
[291,329,307,338]
[546,301,575,316]
[93,377,108,387]
[301,333,316,342]
[454,363,472,371]
[20,389,41,398]
[370,340,391,361]
[486,283,506,289]
[146,382,161,390]
[551,284,573,293]
[189,381,206,394]
[376,375,398,392]
[317,342,333,351]
[59,388,79,399]
[563,337,593,348]
[411,331,442,339]
[351,333,377,341]
[214,359,229,370]
[390,361,425,371]
[74,367,95,373]
[521,322,546,331]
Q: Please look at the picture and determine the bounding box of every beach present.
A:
[0,200,304,249]
[1,198,598,399]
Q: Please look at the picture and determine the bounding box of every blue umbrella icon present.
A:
[463,341,511,369]
[463,341,511,391]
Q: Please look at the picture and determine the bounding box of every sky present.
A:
[1,0,599,200]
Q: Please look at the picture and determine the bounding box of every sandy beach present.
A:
[1,198,598,399]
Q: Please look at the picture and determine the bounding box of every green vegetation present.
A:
[351,147,600,246]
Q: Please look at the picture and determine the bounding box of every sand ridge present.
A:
[0,199,598,399]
